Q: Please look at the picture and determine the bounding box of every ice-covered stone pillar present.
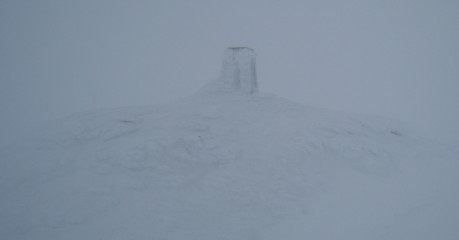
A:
[220,47,258,94]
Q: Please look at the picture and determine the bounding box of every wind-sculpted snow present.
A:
[1,91,458,240]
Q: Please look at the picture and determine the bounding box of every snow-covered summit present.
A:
[1,48,458,240]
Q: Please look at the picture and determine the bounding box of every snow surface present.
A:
[1,50,459,239]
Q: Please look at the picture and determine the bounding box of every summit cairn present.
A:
[219,47,258,94]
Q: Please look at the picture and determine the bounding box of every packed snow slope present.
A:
[1,48,459,239]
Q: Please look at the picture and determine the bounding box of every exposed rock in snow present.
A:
[219,47,258,94]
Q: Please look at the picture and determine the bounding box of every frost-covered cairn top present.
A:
[220,47,258,94]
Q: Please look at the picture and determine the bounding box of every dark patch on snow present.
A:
[390,130,402,136]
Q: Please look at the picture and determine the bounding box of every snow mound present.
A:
[1,49,458,240]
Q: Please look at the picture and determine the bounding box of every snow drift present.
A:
[1,48,458,240]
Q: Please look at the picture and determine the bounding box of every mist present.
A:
[1,0,458,145]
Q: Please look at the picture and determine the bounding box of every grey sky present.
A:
[1,0,458,144]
